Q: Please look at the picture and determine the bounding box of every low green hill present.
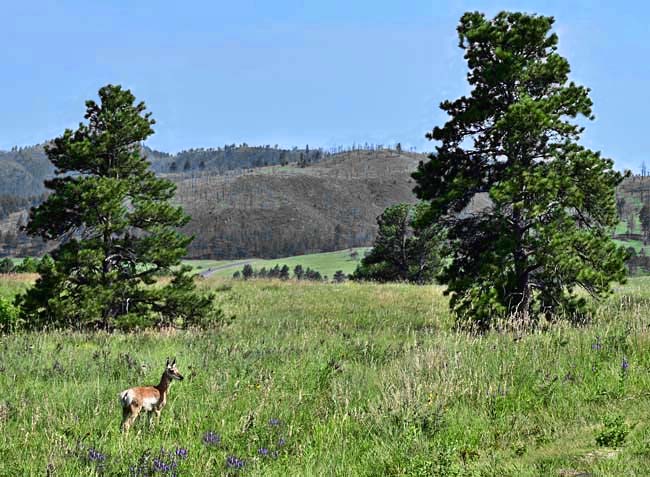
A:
[185,247,370,278]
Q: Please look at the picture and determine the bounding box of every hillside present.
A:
[613,175,650,253]
[2,144,645,261]
[0,145,54,196]
[0,144,425,258]
[173,149,423,258]
[0,143,324,197]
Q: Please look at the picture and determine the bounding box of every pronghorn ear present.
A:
[172,357,176,366]
[166,357,170,367]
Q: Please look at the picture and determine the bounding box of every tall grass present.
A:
[1,277,650,475]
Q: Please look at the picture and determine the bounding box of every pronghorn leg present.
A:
[121,407,130,432]
[122,403,142,433]
[147,410,156,429]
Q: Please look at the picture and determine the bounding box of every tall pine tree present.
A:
[17,85,216,330]
[413,12,627,329]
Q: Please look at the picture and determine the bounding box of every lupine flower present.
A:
[226,455,245,469]
[258,447,269,456]
[592,337,602,351]
[622,356,629,371]
[129,446,186,476]
[269,418,281,426]
[175,448,188,459]
[203,430,221,445]
[153,458,171,472]
[88,448,106,462]
[278,438,286,447]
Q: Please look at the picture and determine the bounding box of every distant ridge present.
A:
[0,144,427,259]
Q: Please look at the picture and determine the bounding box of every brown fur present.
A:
[119,358,183,432]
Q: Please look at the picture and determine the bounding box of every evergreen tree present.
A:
[333,270,346,283]
[242,264,254,279]
[413,12,627,328]
[16,85,215,330]
[293,264,304,280]
[616,197,626,219]
[639,203,650,241]
[351,203,441,284]
[0,258,14,274]
[269,264,281,278]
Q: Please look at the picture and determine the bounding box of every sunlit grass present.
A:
[1,277,650,475]
[184,247,370,278]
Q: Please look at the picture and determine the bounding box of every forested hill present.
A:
[0,145,425,258]
[174,149,422,258]
[0,143,324,196]
[0,145,54,196]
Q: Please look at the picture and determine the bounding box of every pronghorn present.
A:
[119,358,184,432]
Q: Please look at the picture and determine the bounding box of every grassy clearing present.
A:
[2,277,650,475]
[184,248,369,278]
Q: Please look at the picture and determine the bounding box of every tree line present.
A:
[233,263,346,283]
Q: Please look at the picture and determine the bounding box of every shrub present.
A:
[0,258,14,274]
[595,415,629,447]
[0,297,20,333]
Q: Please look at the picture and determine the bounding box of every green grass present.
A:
[613,238,644,252]
[184,248,369,278]
[181,259,232,271]
[3,277,650,475]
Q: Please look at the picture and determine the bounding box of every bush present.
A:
[0,297,20,333]
[595,415,629,447]
[14,257,40,273]
[0,258,14,273]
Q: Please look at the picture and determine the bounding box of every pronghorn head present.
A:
[165,357,184,381]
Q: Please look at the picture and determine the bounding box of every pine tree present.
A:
[351,203,441,284]
[640,203,650,241]
[242,264,254,279]
[16,85,216,330]
[413,12,627,329]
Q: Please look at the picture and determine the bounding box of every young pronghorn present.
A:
[119,358,184,432]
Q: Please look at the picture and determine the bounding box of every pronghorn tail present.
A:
[119,390,135,407]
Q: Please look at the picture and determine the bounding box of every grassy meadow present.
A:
[2,275,650,475]
[183,248,369,278]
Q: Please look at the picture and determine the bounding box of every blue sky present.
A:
[1,1,647,171]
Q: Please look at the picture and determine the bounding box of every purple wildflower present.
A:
[88,448,106,462]
[622,356,629,371]
[268,418,281,426]
[258,447,269,456]
[175,447,188,459]
[153,458,171,472]
[278,437,286,447]
[226,455,245,469]
[203,430,221,445]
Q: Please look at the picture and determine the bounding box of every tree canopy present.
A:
[413,11,627,329]
[352,203,441,284]
[17,85,216,330]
